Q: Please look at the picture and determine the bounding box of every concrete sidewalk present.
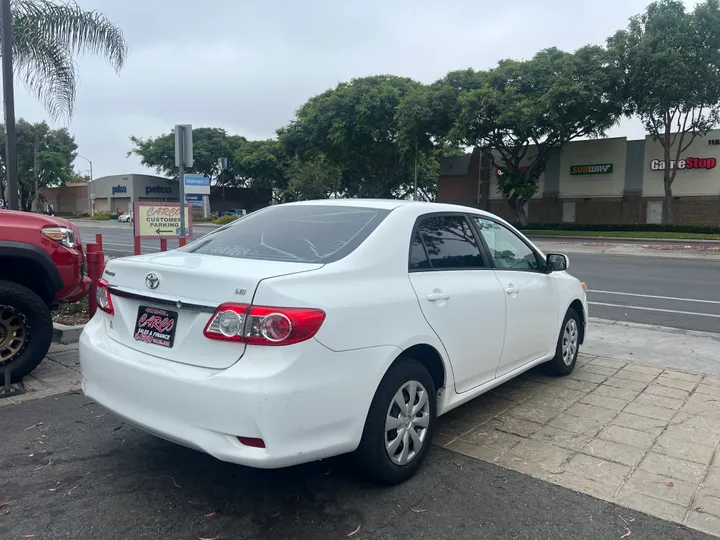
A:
[436,354,720,537]
[4,325,720,537]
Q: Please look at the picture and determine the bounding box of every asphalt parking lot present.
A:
[0,392,712,540]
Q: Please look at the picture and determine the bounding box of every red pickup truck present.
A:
[0,210,91,381]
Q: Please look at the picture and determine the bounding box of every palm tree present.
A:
[10,0,127,120]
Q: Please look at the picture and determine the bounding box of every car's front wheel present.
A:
[353,357,436,485]
[0,281,53,382]
[543,307,581,376]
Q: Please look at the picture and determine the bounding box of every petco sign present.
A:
[649,157,717,171]
[145,185,173,195]
[111,185,127,195]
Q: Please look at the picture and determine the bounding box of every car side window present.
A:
[472,218,541,271]
[414,215,485,270]
[409,231,430,270]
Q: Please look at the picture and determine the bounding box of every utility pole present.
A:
[413,138,418,201]
[1,0,18,210]
[77,155,93,215]
[174,124,193,239]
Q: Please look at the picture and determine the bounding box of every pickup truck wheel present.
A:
[0,281,53,382]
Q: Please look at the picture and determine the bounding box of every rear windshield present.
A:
[182,205,391,263]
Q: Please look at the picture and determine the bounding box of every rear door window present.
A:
[183,205,391,263]
[412,215,486,270]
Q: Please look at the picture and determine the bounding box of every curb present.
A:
[527,234,720,245]
[589,317,720,340]
[52,322,85,344]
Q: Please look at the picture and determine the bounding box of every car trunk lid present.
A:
[101,251,322,369]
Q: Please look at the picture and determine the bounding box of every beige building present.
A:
[439,129,720,225]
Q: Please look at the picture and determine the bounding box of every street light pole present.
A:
[413,138,418,201]
[77,155,93,215]
[1,0,18,210]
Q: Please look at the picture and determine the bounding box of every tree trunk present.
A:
[507,196,529,225]
[34,141,41,213]
[515,202,529,226]
[661,120,672,224]
[663,181,673,225]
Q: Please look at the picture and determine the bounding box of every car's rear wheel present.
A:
[543,307,581,376]
[0,281,53,383]
[352,357,436,485]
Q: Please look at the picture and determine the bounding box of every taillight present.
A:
[96,279,114,315]
[203,303,325,346]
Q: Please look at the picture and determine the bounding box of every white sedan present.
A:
[118,212,133,223]
[79,199,587,485]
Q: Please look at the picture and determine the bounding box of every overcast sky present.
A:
[12,0,699,179]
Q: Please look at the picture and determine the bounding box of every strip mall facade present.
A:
[437,130,720,225]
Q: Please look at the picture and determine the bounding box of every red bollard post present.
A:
[134,235,141,256]
[179,237,187,247]
[160,239,167,252]
[95,233,103,251]
[86,243,105,318]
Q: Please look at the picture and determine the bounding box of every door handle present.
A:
[505,284,519,296]
[427,292,451,302]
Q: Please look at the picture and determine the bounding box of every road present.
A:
[0,393,709,540]
[74,222,720,334]
[567,253,720,334]
[76,221,213,257]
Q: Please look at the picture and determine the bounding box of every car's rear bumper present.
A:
[79,315,399,469]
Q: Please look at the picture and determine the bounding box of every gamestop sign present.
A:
[650,157,717,171]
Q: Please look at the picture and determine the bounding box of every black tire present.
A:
[0,280,53,382]
[543,307,581,377]
[352,357,437,486]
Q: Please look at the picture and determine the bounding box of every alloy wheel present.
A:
[0,305,29,365]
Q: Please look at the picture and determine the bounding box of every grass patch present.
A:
[521,229,720,240]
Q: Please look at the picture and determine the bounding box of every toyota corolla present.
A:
[79,199,588,485]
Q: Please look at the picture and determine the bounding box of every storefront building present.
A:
[438,130,720,225]
[89,174,176,215]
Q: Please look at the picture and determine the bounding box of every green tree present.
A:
[451,47,623,224]
[608,0,720,224]
[279,75,437,199]
[0,119,78,210]
[286,154,341,200]
[232,139,289,202]
[10,0,127,119]
[129,127,246,184]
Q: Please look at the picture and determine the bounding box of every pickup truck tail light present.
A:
[96,279,114,315]
[204,303,325,346]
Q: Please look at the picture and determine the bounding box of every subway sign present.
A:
[570,163,613,175]
[649,157,717,171]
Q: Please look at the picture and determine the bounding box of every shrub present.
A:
[213,215,241,225]
[90,211,111,221]
[109,213,119,220]
[193,216,213,222]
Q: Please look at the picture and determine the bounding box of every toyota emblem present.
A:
[145,272,160,289]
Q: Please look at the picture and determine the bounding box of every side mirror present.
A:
[546,253,569,273]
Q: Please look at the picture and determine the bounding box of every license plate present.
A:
[133,305,178,348]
